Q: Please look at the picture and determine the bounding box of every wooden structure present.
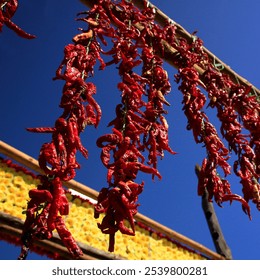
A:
[0,140,224,260]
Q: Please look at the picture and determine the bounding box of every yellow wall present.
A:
[0,158,206,260]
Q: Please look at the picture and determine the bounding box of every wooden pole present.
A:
[195,164,232,259]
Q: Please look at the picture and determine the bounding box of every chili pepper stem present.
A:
[1,2,8,10]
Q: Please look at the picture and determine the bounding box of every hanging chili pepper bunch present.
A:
[174,64,237,207]
[18,176,80,259]
[202,68,260,213]
[19,1,111,259]
[171,28,259,216]
[0,0,35,39]
[76,0,175,252]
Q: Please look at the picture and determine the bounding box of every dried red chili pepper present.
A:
[0,0,35,38]
[202,67,259,212]
[95,180,144,252]
[19,175,82,259]
[20,1,113,258]
[170,24,260,216]
[55,216,83,258]
[89,0,176,252]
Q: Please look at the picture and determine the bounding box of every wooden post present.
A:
[195,164,232,259]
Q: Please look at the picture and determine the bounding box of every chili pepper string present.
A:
[19,3,110,259]
[94,0,155,251]
[175,67,235,207]
[93,0,176,252]
[0,0,35,39]
[139,16,241,210]
[202,68,260,212]
[170,28,258,216]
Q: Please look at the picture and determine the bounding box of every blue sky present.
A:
[0,0,260,260]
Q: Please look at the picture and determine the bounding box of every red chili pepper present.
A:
[201,67,259,211]
[21,0,114,258]
[95,180,143,252]
[92,0,177,252]
[55,216,83,258]
[0,0,36,39]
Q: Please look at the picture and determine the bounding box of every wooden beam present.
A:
[0,212,124,260]
[0,140,224,259]
[0,140,98,201]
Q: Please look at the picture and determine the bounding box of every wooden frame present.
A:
[0,140,224,259]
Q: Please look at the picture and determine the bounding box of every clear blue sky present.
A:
[0,0,260,260]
